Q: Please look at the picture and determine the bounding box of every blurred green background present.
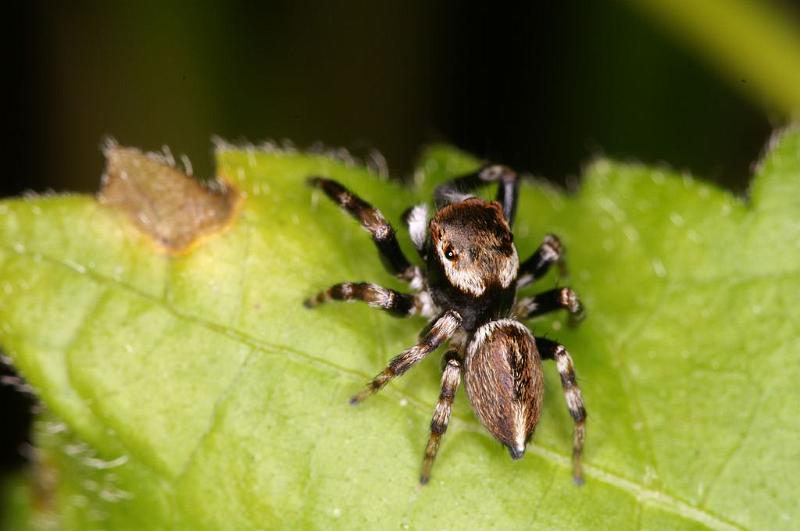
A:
[2,0,800,512]
[6,0,800,201]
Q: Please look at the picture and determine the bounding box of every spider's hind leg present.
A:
[420,350,462,485]
[308,177,418,283]
[536,337,586,485]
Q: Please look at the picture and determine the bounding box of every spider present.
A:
[304,164,586,485]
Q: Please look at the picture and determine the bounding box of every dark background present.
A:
[1,0,796,490]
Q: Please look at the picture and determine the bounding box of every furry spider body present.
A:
[305,165,587,484]
[426,198,518,331]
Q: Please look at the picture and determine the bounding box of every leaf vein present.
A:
[0,243,760,529]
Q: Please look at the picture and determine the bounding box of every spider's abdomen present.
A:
[464,319,544,459]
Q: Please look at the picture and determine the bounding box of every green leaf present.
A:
[1,129,798,530]
[629,0,800,117]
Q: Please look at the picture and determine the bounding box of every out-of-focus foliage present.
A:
[631,0,800,116]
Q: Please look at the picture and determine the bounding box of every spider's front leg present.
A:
[308,177,419,284]
[434,164,520,226]
[536,337,587,484]
[350,310,462,404]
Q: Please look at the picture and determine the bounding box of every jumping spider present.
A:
[304,164,586,484]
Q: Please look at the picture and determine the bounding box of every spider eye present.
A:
[443,244,457,261]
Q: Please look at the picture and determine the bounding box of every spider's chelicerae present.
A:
[304,164,587,485]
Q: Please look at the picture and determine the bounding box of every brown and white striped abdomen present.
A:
[464,319,544,458]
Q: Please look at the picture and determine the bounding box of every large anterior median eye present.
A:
[443,243,457,261]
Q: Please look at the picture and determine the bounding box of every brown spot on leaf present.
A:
[31,450,58,515]
[98,142,240,253]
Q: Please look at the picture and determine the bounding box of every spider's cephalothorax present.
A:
[305,164,587,485]
[426,197,518,331]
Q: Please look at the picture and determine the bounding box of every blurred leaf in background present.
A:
[8,1,800,199]
[630,0,800,117]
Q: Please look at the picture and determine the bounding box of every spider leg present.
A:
[434,164,520,226]
[512,287,585,325]
[308,177,418,283]
[420,350,462,484]
[350,310,462,404]
[517,234,564,288]
[304,282,436,318]
[536,337,586,485]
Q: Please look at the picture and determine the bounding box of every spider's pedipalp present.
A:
[403,203,429,253]
[420,350,462,485]
[308,177,416,281]
[536,337,586,484]
[350,310,461,404]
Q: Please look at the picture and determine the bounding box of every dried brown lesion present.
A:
[29,449,59,518]
[98,141,240,254]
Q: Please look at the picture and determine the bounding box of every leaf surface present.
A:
[1,130,799,529]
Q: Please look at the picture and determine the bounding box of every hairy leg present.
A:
[434,164,520,226]
[420,351,462,484]
[350,310,462,404]
[308,177,418,282]
[536,337,587,485]
[517,234,564,288]
[512,287,584,324]
[304,281,436,318]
